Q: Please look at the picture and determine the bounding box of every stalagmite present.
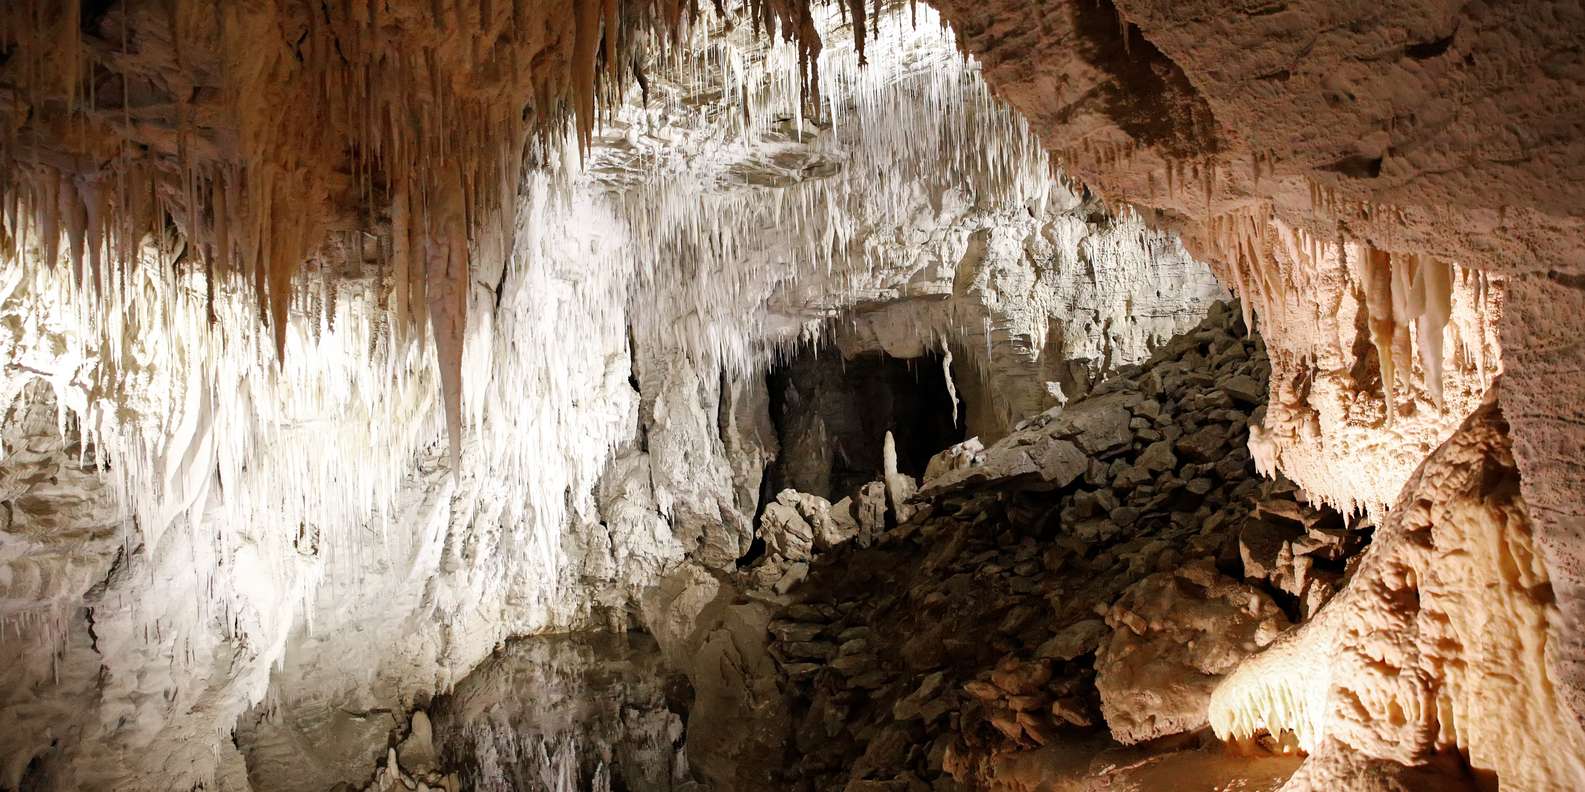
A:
[882,430,918,523]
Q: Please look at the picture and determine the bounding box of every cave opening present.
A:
[764,345,965,504]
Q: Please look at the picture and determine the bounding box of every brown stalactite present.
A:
[0,0,833,463]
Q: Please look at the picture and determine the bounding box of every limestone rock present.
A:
[1210,400,1585,789]
[1095,559,1289,744]
[1034,438,1088,489]
[1238,517,1301,583]
[1135,440,1176,473]
[857,482,889,547]
[1051,393,1140,455]
[396,711,438,774]
[1035,619,1109,662]
[760,502,816,562]
[1219,375,1264,407]
[765,489,859,556]
[1176,425,1230,463]
[923,438,985,483]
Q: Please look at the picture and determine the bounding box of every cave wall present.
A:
[0,7,1226,789]
[1,0,1576,786]
[925,0,1585,723]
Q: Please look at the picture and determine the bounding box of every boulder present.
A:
[1036,619,1110,661]
[1095,559,1289,744]
[759,501,815,562]
[1136,440,1177,473]
[1176,424,1230,463]
[1035,438,1088,489]
[856,482,888,546]
[1219,374,1265,406]
[1052,392,1140,455]
[1238,517,1304,587]
[923,437,985,483]
[774,489,859,551]
[892,671,948,721]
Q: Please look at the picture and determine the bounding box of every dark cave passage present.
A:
[765,346,965,503]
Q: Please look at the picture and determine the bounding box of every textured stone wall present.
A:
[926,0,1585,725]
[0,7,1224,788]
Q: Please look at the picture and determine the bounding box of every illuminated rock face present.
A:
[926,0,1585,726]
[1210,395,1585,789]
[1096,559,1289,746]
[0,0,1582,789]
[0,6,1225,790]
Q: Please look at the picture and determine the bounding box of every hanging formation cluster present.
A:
[0,0,831,465]
[1195,201,1483,424]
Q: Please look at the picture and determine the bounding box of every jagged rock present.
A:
[893,671,948,721]
[828,496,862,549]
[1136,440,1176,473]
[760,501,816,562]
[1298,570,1341,621]
[784,604,832,623]
[785,641,840,661]
[1176,424,1230,463]
[396,711,438,773]
[1238,517,1302,582]
[771,489,860,552]
[775,562,810,594]
[1291,526,1350,562]
[1095,559,1289,744]
[1036,619,1110,662]
[914,434,1084,499]
[832,653,878,675]
[838,638,871,657]
[1035,438,1088,489]
[1049,697,1092,728]
[1052,393,1140,455]
[923,438,985,483]
[990,658,1052,696]
[1112,464,1153,490]
[771,622,825,643]
[1210,372,1261,405]
[857,482,889,546]
[1071,519,1120,543]
[963,680,1002,702]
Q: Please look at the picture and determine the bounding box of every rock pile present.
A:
[750,302,1367,790]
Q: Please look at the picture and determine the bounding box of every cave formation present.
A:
[0,0,1581,790]
[766,346,965,502]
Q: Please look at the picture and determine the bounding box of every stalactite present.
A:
[1416,257,1453,408]
[0,0,834,463]
[1363,246,1398,418]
